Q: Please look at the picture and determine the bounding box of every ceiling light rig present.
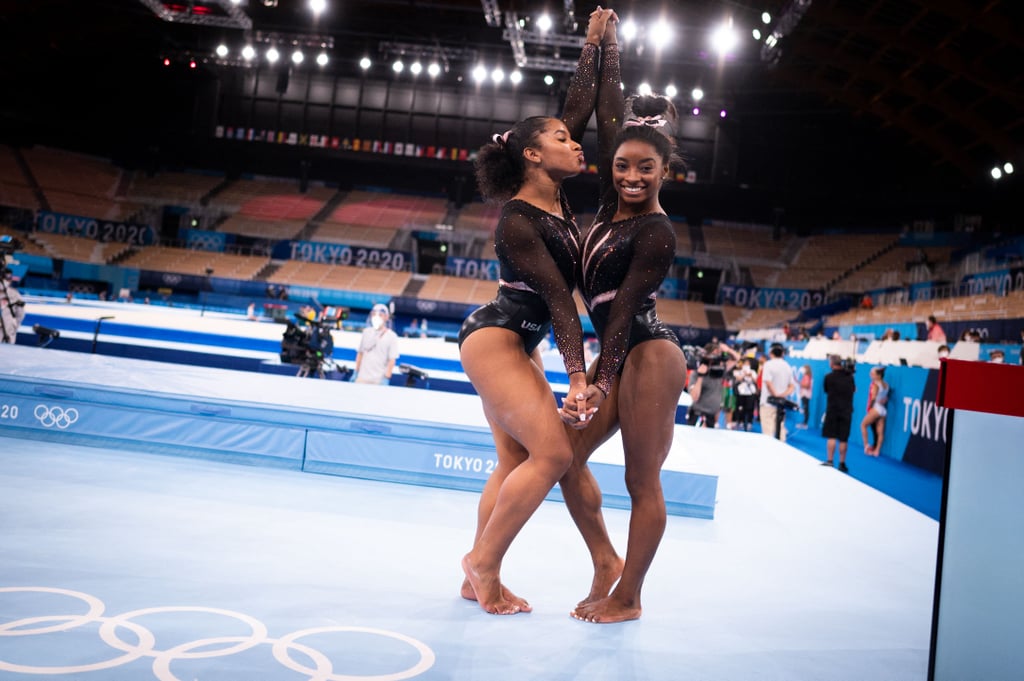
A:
[137,0,252,29]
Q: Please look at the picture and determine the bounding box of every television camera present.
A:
[280,310,350,379]
[682,342,732,378]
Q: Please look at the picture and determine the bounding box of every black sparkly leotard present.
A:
[579,43,679,396]
[458,43,606,378]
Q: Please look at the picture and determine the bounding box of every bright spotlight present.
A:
[991,167,1003,179]
[692,107,700,116]
[162,57,171,66]
[762,12,771,24]
[711,22,738,56]
[292,49,304,65]
[692,87,704,101]
[536,13,553,32]
[510,70,523,84]
[472,64,488,83]
[242,45,255,60]
[359,56,372,70]
[637,82,653,96]
[620,19,638,42]
[491,67,505,84]
[428,62,441,77]
[316,52,328,66]
[543,74,554,86]
[392,59,404,73]
[649,19,673,48]
[309,0,326,14]
[189,58,197,69]
[665,84,678,98]
[1004,162,1015,174]
[752,28,762,40]
[411,61,423,75]
[215,44,229,58]
[266,47,280,63]
[720,109,728,118]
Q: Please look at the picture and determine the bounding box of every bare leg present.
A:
[560,369,624,606]
[838,440,848,464]
[872,416,886,456]
[825,438,836,464]
[571,339,686,623]
[459,329,575,615]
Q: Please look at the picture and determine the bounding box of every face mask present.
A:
[991,357,1004,364]
[938,352,949,358]
[370,315,384,329]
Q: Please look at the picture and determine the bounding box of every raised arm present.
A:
[496,210,586,379]
[561,9,613,142]
[595,18,624,197]
[591,218,675,394]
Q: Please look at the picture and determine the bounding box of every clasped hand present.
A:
[559,375,604,429]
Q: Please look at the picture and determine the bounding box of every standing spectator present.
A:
[925,315,946,343]
[759,343,795,441]
[796,364,813,429]
[353,304,399,385]
[860,366,889,456]
[1,268,26,344]
[733,358,759,431]
[686,344,726,428]
[821,356,856,473]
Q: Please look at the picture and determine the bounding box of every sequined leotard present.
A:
[579,42,679,396]
[458,43,605,378]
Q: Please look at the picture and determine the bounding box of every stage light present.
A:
[692,107,700,116]
[509,70,522,85]
[543,74,554,86]
[762,12,772,24]
[638,82,653,96]
[692,87,704,101]
[991,167,1003,180]
[720,109,728,118]
[427,62,441,77]
[266,47,280,63]
[242,45,255,60]
[649,19,673,48]
[216,44,228,58]
[309,0,326,15]
[491,67,505,84]
[536,13,552,33]
[1004,162,1015,174]
[711,22,738,56]
[392,59,404,73]
[410,61,422,75]
[162,57,171,66]
[360,56,372,70]
[292,49,304,65]
[189,58,197,69]
[752,28,762,40]
[620,19,638,42]
[316,52,328,66]
[472,64,487,83]
[665,84,678,98]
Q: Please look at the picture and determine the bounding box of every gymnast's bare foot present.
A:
[571,595,642,624]
[461,554,526,615]
[577,554,625,608]
[460,577,532,612]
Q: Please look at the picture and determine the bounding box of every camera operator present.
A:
[686,341,739,428]
[732,357,759,431]
[353,303,399,385]
[821,355,856,472]
[759,343,796,441]
[1,265,26,344]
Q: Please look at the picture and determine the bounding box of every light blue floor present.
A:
[0,431,938,681]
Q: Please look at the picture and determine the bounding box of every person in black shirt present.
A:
[821,356,856,473]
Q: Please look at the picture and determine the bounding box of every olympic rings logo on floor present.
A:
[32,405,79,429]
[0,586,436,680]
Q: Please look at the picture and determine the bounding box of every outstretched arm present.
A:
[562,8,613,142]
[595,17,623,198]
